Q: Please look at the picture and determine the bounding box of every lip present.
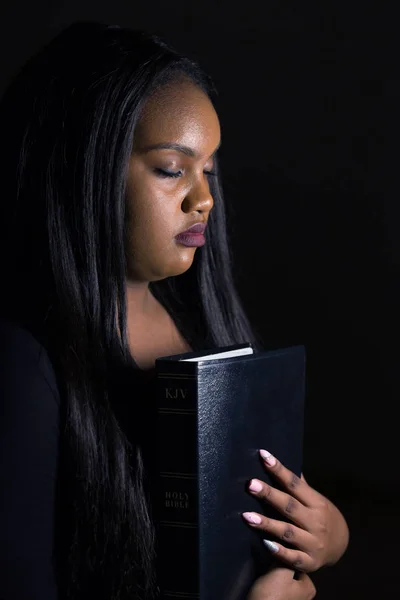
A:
[178,222,207,235]
[175,222,207,248]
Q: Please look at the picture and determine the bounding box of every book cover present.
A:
[153,343,305,600]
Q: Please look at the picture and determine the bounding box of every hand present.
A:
[242,449,349,573]
[247,566,316,600]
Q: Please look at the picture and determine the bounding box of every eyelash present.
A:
[154,168,216,179]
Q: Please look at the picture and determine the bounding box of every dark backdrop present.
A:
[1,2,398,598]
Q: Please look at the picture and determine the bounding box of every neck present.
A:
[125,280,155,316]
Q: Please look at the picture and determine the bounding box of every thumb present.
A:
[269,559,296,575]
[293,572,316,598]
[267,565,296,582]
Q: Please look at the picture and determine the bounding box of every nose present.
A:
[181,176,214,215]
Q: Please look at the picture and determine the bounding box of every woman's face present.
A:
[124,78,221,283]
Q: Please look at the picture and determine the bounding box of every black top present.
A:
[0,317,156,599]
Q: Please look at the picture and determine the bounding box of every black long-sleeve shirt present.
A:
[0,317,157,599]
[0,318,61,598]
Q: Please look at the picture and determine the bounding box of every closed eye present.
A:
[154,168,183,179]
[154,168,216,179]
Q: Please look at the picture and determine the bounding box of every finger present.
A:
[248,477,308,528]
[265,565,297,581]
[295,572,317,598]
[261,540,317,573]
[268,560,296,576]
[242,511,314,551]
[259,449,318,507]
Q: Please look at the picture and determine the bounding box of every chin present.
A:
[154,253,196,280]
[163,264,194,279]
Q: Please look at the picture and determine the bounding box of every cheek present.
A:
[126,177,181,252]
[124,177,198,279]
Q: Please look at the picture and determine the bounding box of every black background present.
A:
[1,2,398,598]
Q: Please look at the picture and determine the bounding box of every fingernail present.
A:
[263,539,279,553]
[259,449,276,466]
[249,479,263,492]
[242,512,262,524]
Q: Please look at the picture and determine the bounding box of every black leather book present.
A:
[153,343,305,600]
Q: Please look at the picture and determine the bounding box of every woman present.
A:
[0,22,348,600]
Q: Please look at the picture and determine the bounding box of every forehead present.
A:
[134,80,221,154]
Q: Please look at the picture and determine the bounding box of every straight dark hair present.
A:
[0,21,261,600]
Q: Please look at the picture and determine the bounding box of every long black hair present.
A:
[0,21,260,600]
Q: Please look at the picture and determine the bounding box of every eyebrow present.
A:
[139,141,221,158]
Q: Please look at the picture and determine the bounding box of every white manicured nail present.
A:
[243,512,262,524]
[249,479,263,492]
[259,449,276,466]
[263,539,279,553]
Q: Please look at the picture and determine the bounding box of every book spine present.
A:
[155,368,199,600]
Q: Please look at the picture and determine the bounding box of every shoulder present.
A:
[0,318,61,599]
[0,316,60,405]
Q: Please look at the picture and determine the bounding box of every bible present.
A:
[153,343,305,600]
